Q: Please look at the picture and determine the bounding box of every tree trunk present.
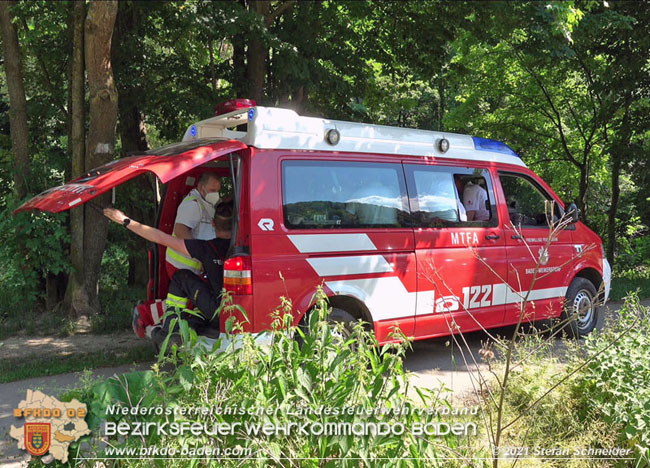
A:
[0,1,30,200]
[113,0,151,287]
[64,0,89,315]
[606,101,631,266]
[437,73,445,132]
[247,1,270,103]
[208,40,217,94]
[67,0,119,316]
[607,153,621,265]
[577,163,589,224]
[232,39,246,97]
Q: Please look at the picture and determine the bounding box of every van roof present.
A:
[183,106,526,168]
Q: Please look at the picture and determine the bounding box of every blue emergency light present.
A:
[472,136,519,157]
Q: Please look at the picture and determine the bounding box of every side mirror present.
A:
[566,203,579,224]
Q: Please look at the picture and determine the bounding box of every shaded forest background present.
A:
[0,1,648,325]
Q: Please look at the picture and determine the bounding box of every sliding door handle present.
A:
[485,234,500,240]
[511,235,523,240]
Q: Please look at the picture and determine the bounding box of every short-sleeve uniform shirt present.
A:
[184,238,230,295]
[463,182,490,221]
[175,188,216,240]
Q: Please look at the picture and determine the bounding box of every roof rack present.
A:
[182,106,525,167]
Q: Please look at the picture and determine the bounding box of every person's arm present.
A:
[173,199,201,239]
[103,207,191,257]
[173,223,193,239]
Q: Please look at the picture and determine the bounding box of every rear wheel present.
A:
[327,308,357,345]
[296,307,359,349]
[561,277,599,338]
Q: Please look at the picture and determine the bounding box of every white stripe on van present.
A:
[506,286,567,304]
[288,234,377,253]
[326,277,416,321]
[326,279,567,323]
[307,255,393,277]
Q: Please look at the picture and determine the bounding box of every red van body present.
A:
[16,102,611,344]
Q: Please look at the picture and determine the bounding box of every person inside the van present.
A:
[103,202,233,344]
[463,178,490,221]
[165,172,223,282]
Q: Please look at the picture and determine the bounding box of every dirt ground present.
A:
[0,332,144,361]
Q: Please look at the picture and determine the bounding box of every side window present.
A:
[282,160,409,229]
[405,165,498,228]
[499,173,557,227]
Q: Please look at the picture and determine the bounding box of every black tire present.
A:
[561,277,599,338]
[327,308,357,344]
[296,307,358,349]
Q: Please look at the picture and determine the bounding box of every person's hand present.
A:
[103,207,128,225]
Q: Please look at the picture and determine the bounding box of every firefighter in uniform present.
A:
[103,202,233,346]
[165,172,222,283]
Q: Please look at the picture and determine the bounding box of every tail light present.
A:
[224,256,252,295]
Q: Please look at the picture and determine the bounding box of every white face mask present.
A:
[203,191,220,206]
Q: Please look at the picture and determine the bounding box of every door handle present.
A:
[485,234,500,240]
[511,235,523,240]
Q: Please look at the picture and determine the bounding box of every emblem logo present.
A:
[258,218,274,231]
[24,423,51,457]
[538,246,549,266]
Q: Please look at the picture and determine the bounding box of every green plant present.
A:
[93,285,146,334]
[0,194,70,317]
[609,267,650,302]
[575,295,650,462]
[76,288,483,467]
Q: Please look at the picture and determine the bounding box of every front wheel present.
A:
[561,277,599,338]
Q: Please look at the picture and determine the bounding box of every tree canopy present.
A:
[0,0,648,317]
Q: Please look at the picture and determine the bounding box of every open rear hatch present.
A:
[14,139,247,214]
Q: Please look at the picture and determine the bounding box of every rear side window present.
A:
[405,165,498,228]
[282,160,409,229]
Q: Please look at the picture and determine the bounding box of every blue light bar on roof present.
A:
[472,136,519,157]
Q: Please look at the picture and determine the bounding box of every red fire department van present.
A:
[16,99,611,346]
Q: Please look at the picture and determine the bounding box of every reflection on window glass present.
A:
[500,174,553,227]
[282,161,409,229]
[412,171,460,223]
[408,165,495,228]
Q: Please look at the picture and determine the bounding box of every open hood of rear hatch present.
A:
[15,139,247,214]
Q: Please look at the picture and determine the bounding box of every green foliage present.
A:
[93,285,145,334]
[76,289,481,467]
[609,270,650,303]
[491,362,620,468]
[480,328,640,467]
[95,241,147,333]
[615,217,650,273]
[0,194,70,316]
[576,296,650,461]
